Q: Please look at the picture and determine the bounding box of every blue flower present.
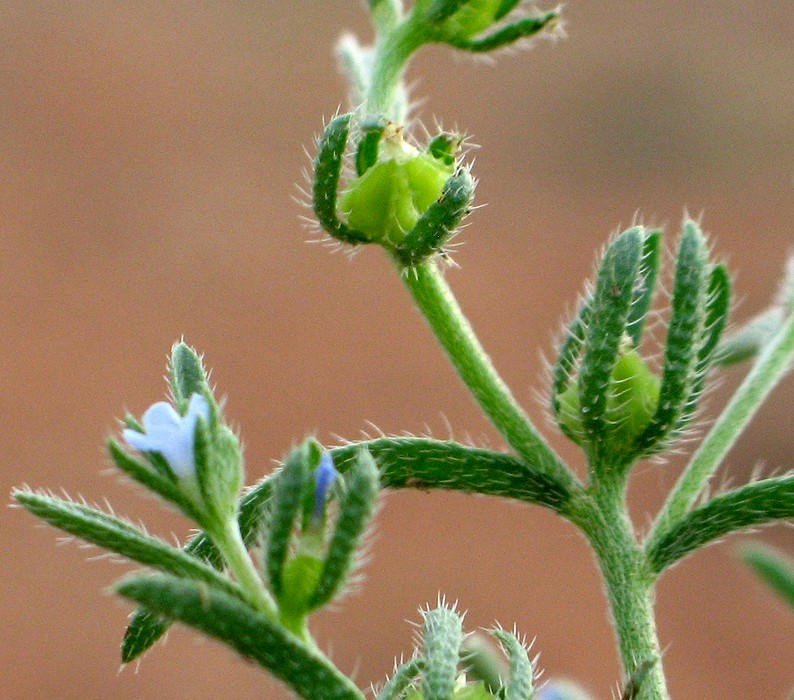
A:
[313,453,339,521]
[123,393,210,479]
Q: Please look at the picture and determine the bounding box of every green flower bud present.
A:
[339,124,454,247]
[556,345,660,452]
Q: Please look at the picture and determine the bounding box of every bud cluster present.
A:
[551,223,731,469]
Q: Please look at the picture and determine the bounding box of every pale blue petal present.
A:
[313,453,339,521]
[186,393,211,422]
[123,428,156,452]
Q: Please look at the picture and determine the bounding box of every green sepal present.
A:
[377,657,425,700]
[625,229,662,347]
[445,11,558,52]
[744,544,794,609]
[394,169,474,267]
[12,489,243,601]
[551,295,591,415]
[577,226,644,446]
[427,133,464,167]
[279,554,324,621]
[313,113,370,245]
[192,418,244,525]
[116,573,365,700]
[309,449,380,609]
[356,120,387,176]
[422,606,464,700]
[678,263,731,425]
[646,475,794,575]
[121,609,169,664]
[107,438,206,526]
[455,682,495,700]
[637,221,710,454]
[169,342,212,413]
[490,629,535,700]
[264,439,321,597]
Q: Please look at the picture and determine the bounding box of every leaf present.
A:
[310,449,380,609]
[116,573,365,700]
[422,606,464,700]
[646,475,794,574]
[12,489,241,600]
[744,544,794,609]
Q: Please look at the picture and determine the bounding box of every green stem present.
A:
[211,516,279,620]
[400,259,579,491]
[574,476,668,700]
[648,310,794,549]
[365,17,425,119]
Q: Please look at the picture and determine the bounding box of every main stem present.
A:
[574,474,668,700]
[400,260,578,491]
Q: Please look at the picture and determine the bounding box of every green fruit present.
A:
[339,127,454,247]
[443,0,501,40]
[278,554,323,619]
[556,349,660,451]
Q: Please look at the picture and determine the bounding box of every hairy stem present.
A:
[400,259,579,491]
[210,517,279,621]
[365,17,425,119]
[648,310,794,549]
[574,475,668,700]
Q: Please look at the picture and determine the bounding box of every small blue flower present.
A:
[123,393,210,479]
[313,453,339,521]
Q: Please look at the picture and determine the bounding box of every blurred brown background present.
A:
[2,2,793,698]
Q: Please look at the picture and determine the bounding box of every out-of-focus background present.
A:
[2,2,793,698]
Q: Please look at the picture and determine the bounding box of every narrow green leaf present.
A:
[13,490,240,599]
[107,438,205,525]
[491,629,535,700]
[313,113,370,245]
[265,442,317,597]
[638,221,709,454]
[377,657,425,700]
[578,226,644,443]
[744,544,794,608]
[646,475,794,574]
[395,169,474,267]
[422,606,464,700]
[310,449,380,609]
[625,229,662,347]
[447,12,558,52]
[117,574,365,700]
[169,342,209,407]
